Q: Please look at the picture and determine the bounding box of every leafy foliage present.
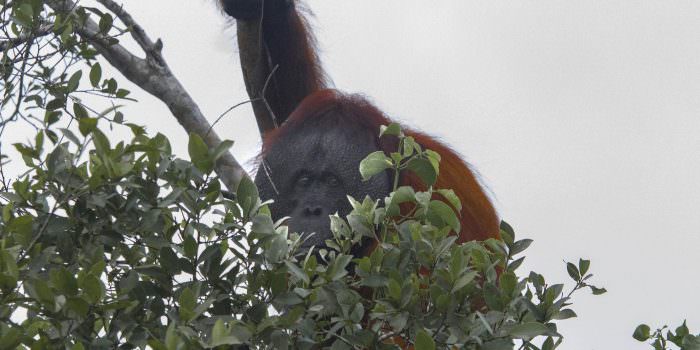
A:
[0,113,606,349]
[0,1,612,349]
[634,322,700,350]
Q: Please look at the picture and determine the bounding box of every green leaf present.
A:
[73,102,89,120]
[452,271,478,293]
[159,247,180,275]
[566,262,580,281]
[275,292,303,306]
[379,123,403,137]
[542,337,555,350]
[15,3,34,27]
[92,129,111,156]
[360,275,389,288]
[554,309,577,320]
[8,215,33,247]
[90,62,102,87]
[50,268,78,296]
[590,285,607,295]
[165,322,180,350]
[183,235,197,258]
[31,279,55,308]
[236,175,259,218]
[46,98,65,111]
[579,258,590,276]
[284,261,309,284]
[67,70,82,92]
[0,327,21,350]
[178,287,197,321]
[675,321,690,339]
[211,319,231,346]
[44,110,62,125]
[116,88,130,98]
[78,117,98,136]
[406,156,437,186]
[211,140,234,162]
[500,220,515,244]
[98,13,113,33]
[188,133,212,173]
[415,329,435,350]
[402,136,420,157]
[682,334,700,349]
[510,239,533,255]
[428,200,460,233]
[359,151,392,181]
[80,275,104,304]
[437,188,462,212]
[633,324,651,341]
[388,279,401,301]
[507,256,524,272]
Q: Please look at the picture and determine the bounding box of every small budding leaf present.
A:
[379,123,403,137]
[359,151,392,181]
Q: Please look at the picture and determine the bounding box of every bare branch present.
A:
[46,0,248,190]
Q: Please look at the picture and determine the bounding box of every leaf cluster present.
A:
[634,322,700,350]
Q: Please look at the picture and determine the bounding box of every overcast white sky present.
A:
[4,1,700,348]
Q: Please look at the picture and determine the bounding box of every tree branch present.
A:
[46,0,248,191]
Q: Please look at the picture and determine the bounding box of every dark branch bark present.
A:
[47,0,248,191]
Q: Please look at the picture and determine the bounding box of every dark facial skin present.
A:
[255,112,391,252]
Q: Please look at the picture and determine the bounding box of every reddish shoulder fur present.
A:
[402,130,500,242]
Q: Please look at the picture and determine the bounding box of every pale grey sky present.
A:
[4,1,700,348]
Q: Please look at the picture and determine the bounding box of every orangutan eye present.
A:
[297,175,312,188]
[325,174,340,187]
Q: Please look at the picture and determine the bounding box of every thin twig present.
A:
[0,23,53,51]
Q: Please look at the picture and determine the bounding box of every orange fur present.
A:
[404,131,500,242]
